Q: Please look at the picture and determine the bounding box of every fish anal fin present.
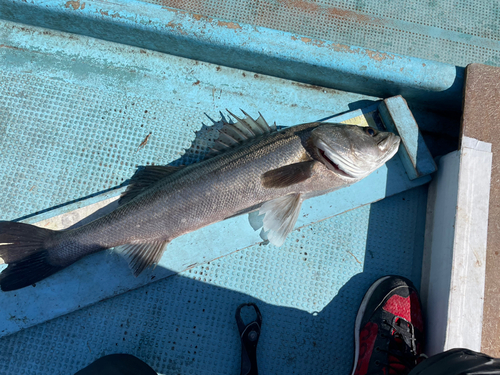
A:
[259,193,303,247]
[119,166,183,206]
[119,240,169,276]
[261,161,317,188]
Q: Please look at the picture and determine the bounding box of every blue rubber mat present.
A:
[0,185,427,375]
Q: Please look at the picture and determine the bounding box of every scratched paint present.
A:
[0,0,464,111]
[296,35,397,61]
[65,0,86,10]
[217,20,242,30]
[151,0,500,67]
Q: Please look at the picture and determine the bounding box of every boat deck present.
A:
[0,0,498,373]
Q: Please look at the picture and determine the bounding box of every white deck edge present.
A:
[422,136,492,355]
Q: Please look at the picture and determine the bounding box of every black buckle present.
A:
[235,303,262,375]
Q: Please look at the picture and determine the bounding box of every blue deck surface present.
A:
[0,20,431,340]
[0,186,427,374]
[1,0,494,371]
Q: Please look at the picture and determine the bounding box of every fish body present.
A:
[0,113,400,291]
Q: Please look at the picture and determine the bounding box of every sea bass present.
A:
[0,112,400,291]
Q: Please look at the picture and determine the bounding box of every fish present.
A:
[0,111,400,291]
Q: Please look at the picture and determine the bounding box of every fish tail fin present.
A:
[0,221,63,291]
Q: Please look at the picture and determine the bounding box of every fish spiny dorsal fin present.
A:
[217,129,240,146]
[205,110,276,156]
[119,165,183,206]
[257,112,271,128]
[257,112,277,131]
[219,119,249,142]
[225,110,255,137]
[239,109,270,134]
[223,109,275,140]
[227,109,267,136]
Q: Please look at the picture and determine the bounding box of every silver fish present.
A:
[0,112,400,291]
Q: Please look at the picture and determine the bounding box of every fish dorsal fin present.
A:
[209,110,276,154]
[261,161,317,188]
[259,193,303,247]
[119,166,182,206]
[118,240,169,276]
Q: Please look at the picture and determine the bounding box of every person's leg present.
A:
[408,348,500,375]
[351,275,425,375]
[74,353,157,375]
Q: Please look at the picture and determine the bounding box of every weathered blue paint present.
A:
[0,2,439,340]
[0,20,384,221]
[0,0,464,111]
[379,96,437,180]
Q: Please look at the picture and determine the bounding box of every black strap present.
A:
[236,303,262,375]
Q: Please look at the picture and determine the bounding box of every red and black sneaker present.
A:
[351,276,425,375]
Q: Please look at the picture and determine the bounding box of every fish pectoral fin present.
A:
[119,240,169,276]
[259,193,303,247]
[261,161,317,188]
[119,166,183,206]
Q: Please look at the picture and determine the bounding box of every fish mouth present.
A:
[315,142,356,179]
[377,133,400,155]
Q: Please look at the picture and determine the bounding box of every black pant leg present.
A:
[409,348,500,375]
[74,354,157,375]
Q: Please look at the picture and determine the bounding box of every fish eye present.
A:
[365,127,377,136]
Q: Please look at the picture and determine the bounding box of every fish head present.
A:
[311,124,401,180]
